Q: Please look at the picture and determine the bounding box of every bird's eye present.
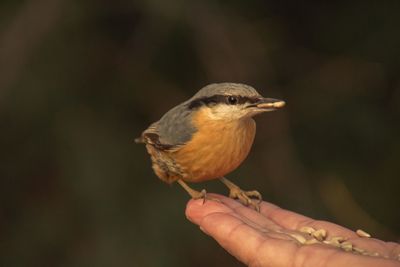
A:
[227,96,238,105]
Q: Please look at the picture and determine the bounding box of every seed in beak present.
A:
[257,100,286,109]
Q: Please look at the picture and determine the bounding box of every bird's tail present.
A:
[134,136,145,144]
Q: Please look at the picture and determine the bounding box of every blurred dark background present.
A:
[1,0,399,266]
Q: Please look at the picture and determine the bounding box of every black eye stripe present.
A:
[188,95,260,109]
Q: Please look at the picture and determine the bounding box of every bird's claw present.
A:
[177,179,221,203]
[191,189,221,204]
[228,187,262,212]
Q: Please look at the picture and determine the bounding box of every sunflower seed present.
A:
[312,229,327,241]
[353,247,365,254]
[305,239,320,245]
[290,233,307,244]
[341,241,353,251]
[299,226,316,234]
[323,239,340,247]
[356,229,371,238]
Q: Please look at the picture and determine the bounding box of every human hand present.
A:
[185,194,400,267]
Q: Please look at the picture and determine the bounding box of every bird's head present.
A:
[187,83,285,121]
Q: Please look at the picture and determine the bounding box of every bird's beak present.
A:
[249,98,286,111]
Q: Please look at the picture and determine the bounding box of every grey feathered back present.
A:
[155,101,196,147]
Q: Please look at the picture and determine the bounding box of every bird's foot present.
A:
[190,188,207,199]
[228,186,262,212]
[220,177,262,211]
[177,179,220,204]
[190,189,221,204]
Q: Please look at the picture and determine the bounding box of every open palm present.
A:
[186,194,400,267]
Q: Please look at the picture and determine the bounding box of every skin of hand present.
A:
[185,194,400,267]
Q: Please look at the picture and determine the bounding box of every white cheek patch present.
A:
[208,104,247,121]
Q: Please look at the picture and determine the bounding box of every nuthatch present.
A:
[136,83,285,210]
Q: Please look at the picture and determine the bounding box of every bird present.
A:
[135,83,285,211]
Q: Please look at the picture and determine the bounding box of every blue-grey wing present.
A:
[136,102,196,151]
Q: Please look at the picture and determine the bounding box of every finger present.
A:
[185,198,297,266]
[259,201,313,228]
[259,201,359,239]
[199,194,357,239]
[185,195,233,225]
[215,194,284,231]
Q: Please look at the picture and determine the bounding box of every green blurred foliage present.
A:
[0,0,399,266]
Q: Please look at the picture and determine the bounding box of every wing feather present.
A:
[135,100,196,151]
[135,122,180,151]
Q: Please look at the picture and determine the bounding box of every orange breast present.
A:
[173,109,256,182]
